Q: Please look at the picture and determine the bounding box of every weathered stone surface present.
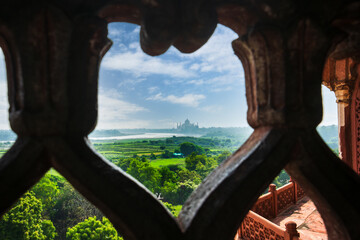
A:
[0,1,359,240]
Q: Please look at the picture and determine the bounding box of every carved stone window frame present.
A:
[0,1,359,240]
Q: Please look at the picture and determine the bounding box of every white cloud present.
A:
[117,77,145,89]
[190,63,200,71]
[187,79,205,86]
[129,42,138,49]
[210,86,234,92]
[148,86,159,94]
[96,88,148,129]
[173,25,244,76]
[96,119,151,129]
[147,93,205,107]
[108,28,124,38]
[201,105,223,113]
[117,43,128,51]
[132,27,140,34]
[186,74,244,92]
[102,47,195,78]
[162,25,245,91]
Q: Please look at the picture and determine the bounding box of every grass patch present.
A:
[171,205,182,217]
[150,158,185,168]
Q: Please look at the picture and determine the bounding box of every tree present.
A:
[224,139,231,146]
[161,150,172,158]
[216,150,232,164]
[159,166,178,185]
[51,182,103,239]
[177,169,201,184]
[185,153,217,178]
[272,170,290,188]
[126,158,161,192]
[160,180,198,205]
[66,216,123,240]
[185,152,202,171]
[116,158,134,171]
[180,142,204,156]
[161,201,181,217]
[167,164,182,172]
[31,173,60,217]
[176,180,198,204]
[0,191,57,240]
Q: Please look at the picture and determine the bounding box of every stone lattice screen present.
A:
[238,211,291,240]
[296,182,306,200]
[277,184,295,213]
[237,211,300,240]
[238,180,306,240]
[252,180,306,219]
[252,192,274,220]
[0,1,359,240]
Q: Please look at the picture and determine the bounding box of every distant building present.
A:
[176,119,199,132]
[172,153,184,158]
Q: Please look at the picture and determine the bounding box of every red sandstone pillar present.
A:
[284,221,300,240]
[269,184,278,218]
[322,58,355,169]
[336,92,353,167]
[290,177,298,204]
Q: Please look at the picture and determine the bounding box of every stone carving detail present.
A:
[252,197,274,219]
[355,96,360,174]
[241,213,285,240]
[297,185,306,200]
[251,181,305,220]
[322,58,355,104]
[277,186,295,213]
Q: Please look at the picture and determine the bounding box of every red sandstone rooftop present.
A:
[271,196,328,240]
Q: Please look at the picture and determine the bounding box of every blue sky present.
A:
[0,23,337,130]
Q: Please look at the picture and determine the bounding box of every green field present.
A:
[149,158,186,168]
[92,136,238,168]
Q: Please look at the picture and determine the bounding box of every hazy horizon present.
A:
[0,124,339,131]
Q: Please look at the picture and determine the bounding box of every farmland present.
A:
[92,136,240,167]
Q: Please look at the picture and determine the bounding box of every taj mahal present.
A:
[176,119,199,131]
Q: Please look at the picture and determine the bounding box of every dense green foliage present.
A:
[52,183,104,239]
[180,142,204,156]
[0,173,105,240]
[215,150,232,164]
[0,192,57,240]
[272,170,290,188]
[66,217,123,240]
[31,174,60,216]
[161,201,182,217]
[317,125,338,150]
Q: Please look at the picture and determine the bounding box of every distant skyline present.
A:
[0,23,337,130]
